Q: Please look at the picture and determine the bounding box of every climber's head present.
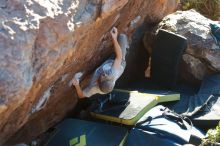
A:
[98,72,115,93]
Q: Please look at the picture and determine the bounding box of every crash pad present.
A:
[90,89,180,125]
[210,23,220,42]
[46,119,128,146]
[151,29,187,88]
[124,105,205,146]
[124,128,181,146]
[167,74,220,129]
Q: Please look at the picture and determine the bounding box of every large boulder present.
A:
[0,0,178,145]
[158,10,220,82]
[144,9,220,83]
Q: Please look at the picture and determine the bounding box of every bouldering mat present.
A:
[46,119,128,146]
[167,74,220,129]
[151,29,187,88]
[210,23,220,42]
[90,89,180,125]
[124,105,205,146]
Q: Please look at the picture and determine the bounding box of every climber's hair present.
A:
[99,80,114,93]
[98,72,115,93]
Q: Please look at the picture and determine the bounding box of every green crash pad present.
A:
[46,119,128,146]
[90,89,180,125]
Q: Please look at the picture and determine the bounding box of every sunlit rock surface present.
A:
[0,0,178,145]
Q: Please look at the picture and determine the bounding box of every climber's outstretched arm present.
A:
[111,27,122,70]
[72,79,85,98]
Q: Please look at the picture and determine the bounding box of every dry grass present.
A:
[180,0,220,20]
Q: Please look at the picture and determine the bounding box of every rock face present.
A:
[0,0,178,145]
[157,10,220,81]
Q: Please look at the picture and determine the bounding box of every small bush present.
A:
[180,0,220,20]
[202,122,220,146]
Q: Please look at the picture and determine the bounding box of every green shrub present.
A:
[202,121,220,145]
[180,0,220,20]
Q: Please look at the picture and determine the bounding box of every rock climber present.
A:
[72,27,129,98]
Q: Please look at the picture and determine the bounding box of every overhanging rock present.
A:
[0,0,178,145]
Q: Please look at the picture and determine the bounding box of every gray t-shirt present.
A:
[83,59,126,97]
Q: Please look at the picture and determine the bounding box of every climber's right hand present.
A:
[111,27,118,40]
[72,78,79,86]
